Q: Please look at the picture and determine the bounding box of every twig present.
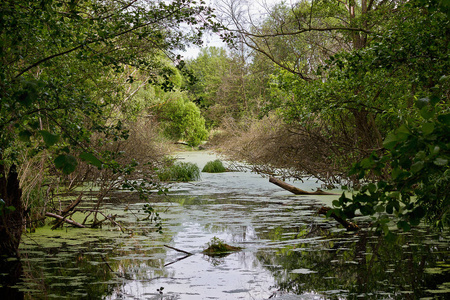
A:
[164,254,192,267]
[52,193,83,229]
[318,207,360,231]
[45,212,86,228]
[79,209,126,233]
[164,244,193,256]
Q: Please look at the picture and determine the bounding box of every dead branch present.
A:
[318,206,360,231]
[164,244,193,256]
[269,177,337,195]
[51,193,83,229]
[268,177,358,231]
[60,193,83,215]
[81,209,126,232]
[45,212,86,228]
[164,254,192,267]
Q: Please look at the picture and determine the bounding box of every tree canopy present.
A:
[0,0,219,256]
[206,0,449,234]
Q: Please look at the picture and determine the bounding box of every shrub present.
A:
[155,92,208,147]
[157,161,200,182]
[202,159,227,173]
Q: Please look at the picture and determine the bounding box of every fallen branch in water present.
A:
[45,212,86,228]
[269,177,358,231]
[80,209,126,232]
[164,244,193,256]
[51,193,83,229]
[164,254,192,267]
[269,177,338,195]
[318,207,360,231]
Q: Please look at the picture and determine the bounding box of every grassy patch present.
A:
[157,162,200,182]
[202,236,242,257]
[202,159,227,173]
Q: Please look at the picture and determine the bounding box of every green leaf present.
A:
[360,157,374,168]
[368,183,377,194]
[397,220,411,231]
[410,207,426,226]
[420,106,435,120]
[391,167,402,180]
[395,124,410,141]
[383,132,398,150]
[375,205,385,213]
[332,200,341,207]
[386,203,394,214]
[79,152,103,169]
[39,130,60,147]
[434,157,448,166]
[360,205,374,216]
[421,123,435,135]
[437,113,450,125]
[415,97,429,109]
[430,95,440,106]
[19,130,32,143]
[430,146,440,155]
[411,161,424,174]
[54,155,78,174]
[385,231,397,242]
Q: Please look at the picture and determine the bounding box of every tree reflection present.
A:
[256,226,450,299]
[17,231,173,299]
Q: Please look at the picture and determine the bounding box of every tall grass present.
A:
[157,162,201,182]
[202,159,227,173]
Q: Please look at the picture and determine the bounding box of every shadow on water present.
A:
[2,151,449,299]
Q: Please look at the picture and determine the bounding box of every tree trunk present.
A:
[269,177,337,195]
[0,164,24,258]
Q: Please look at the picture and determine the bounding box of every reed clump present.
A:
[158,161,200,182]
[202,159,227,173]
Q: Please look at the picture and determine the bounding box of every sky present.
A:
[179,0,286,59]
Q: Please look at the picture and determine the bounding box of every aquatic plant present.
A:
[202,159,227,173]
[157,162,200,182]
[202,236,242,256]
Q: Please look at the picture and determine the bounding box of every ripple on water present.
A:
[12,151,450,300]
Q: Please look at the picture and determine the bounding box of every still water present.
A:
[13,151,450,299]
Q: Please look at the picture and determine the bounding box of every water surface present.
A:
[12,151,450,299]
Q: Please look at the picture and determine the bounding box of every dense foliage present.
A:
[0,0,218,256]
[154,91,208,146]
[197,0,449,233]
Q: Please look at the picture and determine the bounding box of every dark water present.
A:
[3,152,450,299]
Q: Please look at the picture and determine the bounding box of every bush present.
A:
[157,161,200,182]
[202,159,227,173]
[155,92,208,147]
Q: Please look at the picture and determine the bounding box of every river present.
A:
[10,151,450,299]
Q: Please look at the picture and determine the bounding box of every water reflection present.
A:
[256,226,450,299]
[6,151,450,299]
